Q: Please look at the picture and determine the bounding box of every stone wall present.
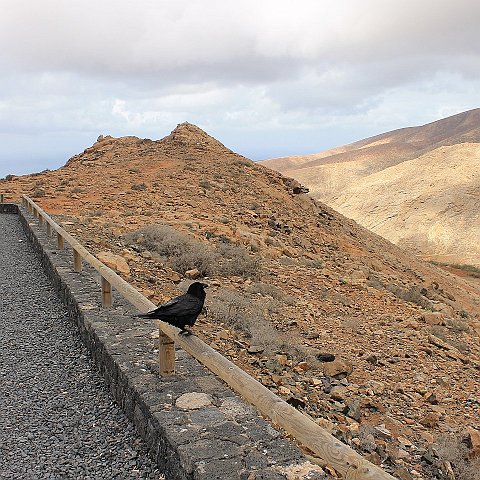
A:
[0,203,19,214]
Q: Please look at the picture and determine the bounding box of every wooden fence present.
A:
[19,194,396,480]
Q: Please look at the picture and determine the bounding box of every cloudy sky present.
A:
[1,0,479,177]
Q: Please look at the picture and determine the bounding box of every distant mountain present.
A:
[261,109,480,266]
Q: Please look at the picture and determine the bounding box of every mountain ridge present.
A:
[261,109,480,266]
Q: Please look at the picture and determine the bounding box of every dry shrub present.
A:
[249,321,279,353]
[170,247,217,276]
[247,282,284,299]
[355,426,377,453]
[206,288,280,354]
[32,189,45,198]
[206,288,318,363]
[216,243,261,279]
[126,224,194,258]
[435,434,480,480]
[445,317,470,333]
[125,223,261,279]
[429,325,471,354]
[207,288,260,332]
[387,283,432,309]
[125,224,216,275]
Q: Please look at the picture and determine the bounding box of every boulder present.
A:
[422,312,445,325]
[467,427,480,457]
[323,358,353,377]
[97,251,130,275]
[185,268,201,279]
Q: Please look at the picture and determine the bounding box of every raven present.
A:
[137,282,208,334]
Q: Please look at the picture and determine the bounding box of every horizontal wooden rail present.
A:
[20,195,395,480]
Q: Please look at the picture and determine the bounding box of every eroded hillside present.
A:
[2,123,480,479]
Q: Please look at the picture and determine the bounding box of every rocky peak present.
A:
[161,122,234,155]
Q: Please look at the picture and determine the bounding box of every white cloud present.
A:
[0,0,479,176]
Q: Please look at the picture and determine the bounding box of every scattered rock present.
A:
[167,271,182,282]
[424,391,439,405]
[423,312,445,325]
[323,359,353,377]
[394,466,414,480]
[405,319,421,330]
[278,386,292,396]
[276,354,289,366]
[121,249,140,262]
[278,461,327,480]
[317,353,335,362]
[286,397,306,409]
[185,268,201,279]
[329,386,348,401]
[282,246,297,258]
[364,451,382,466]
[346,399,361,421]
[393,383,405,394]
[294,361,309,372]
[97,251,131,275]
[247,345,265,354]
[420,412,441,428]
[365,354,378,365]
[386,445,410,461]
[366,380,386,395]
[373,425,392,440]
[175,392,213,410]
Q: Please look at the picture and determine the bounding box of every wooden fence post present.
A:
[0,194,4,203]
[101,277,112,307]
[46,222,52,236]
[73,249,82,272]
[57,232,64,249]
[38,214,44,226]
[159,330,175,375]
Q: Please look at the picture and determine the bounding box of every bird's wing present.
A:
[156,293,203,316]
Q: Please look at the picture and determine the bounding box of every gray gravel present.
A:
[0,214,164,479]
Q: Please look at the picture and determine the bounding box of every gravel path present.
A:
[0,214,164,479]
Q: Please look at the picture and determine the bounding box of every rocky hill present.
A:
[262,109,480,267]
[2,123,480,479]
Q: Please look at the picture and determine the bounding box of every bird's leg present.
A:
[179,328,193,336]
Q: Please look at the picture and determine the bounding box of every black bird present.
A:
[137,282,208,334]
